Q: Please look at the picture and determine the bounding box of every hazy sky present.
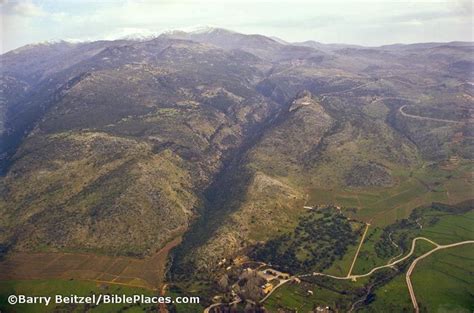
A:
[1,0,472,53]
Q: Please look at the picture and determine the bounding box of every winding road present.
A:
[399,105,466,124]
[387,231,403,264]
[317,80,469,126]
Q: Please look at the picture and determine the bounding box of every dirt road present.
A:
[347,223,370,277]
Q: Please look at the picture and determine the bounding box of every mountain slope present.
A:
[0,36,280,256]
[0,31,472,291]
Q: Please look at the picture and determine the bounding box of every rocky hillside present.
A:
[0,29,472,269]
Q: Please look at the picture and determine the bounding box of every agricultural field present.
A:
[265,281,342,312]
[411,246,474,312]
[264,201,474,312]
[0,237,182,291]
[365,245,474,313]
[308,160,473,227]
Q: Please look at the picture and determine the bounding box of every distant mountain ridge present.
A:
[6,27,472,55]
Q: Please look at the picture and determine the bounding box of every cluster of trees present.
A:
[251,211,360,274]
[374,219,415,259]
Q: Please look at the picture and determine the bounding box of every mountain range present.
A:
[0,28,472,301]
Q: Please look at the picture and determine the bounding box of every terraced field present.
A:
[0,237,182,291]
[308,160,473,227]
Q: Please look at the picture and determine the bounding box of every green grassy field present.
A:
[364,244,474,313]
[417,209,474,244]
[411,246,474,313]
[324,238,360,277]
[265,282,338,312]
[352,207,474,275]
[360,273,412,312]
[354,202,473,269]
[352,227,392,275]
[308,160,473,227]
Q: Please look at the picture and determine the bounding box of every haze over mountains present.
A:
[0,27,472,287]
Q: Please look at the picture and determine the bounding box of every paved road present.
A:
[405,240,474,313]
[321,87,468,126]
[399,105,466,124]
